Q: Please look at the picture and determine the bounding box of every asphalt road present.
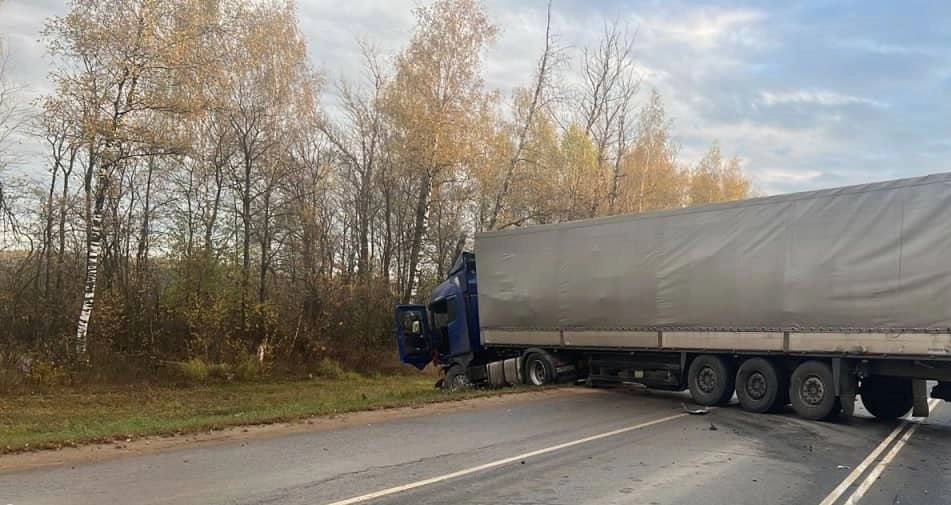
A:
[1,386,949,505]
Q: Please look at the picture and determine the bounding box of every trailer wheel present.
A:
[687,355,736,406]
[790,361,840,421]
[444,365,471,392]
[524,353,554,386]
[860,376,913,420]
[736,358,788,413]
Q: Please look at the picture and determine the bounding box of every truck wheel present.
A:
[860,376,913,420]
[736,358,787,413]
[444,365,471,392]
[524,353,554,386]
[687,355,736,406]
[790,361,840,421]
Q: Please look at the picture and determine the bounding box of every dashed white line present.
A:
[321,412,688,505]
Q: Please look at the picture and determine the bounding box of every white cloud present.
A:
[837,38,937,56]
[757,89,887,108]
[641,8,767,51]
[760,169,823,183]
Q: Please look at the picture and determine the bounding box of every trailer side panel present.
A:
[476,173,951,344]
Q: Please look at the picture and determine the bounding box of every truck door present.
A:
[429,295,468,358]
[394,305,432,370]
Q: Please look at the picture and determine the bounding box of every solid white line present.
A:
[817,421,909,505]
[321,412,688,505]
[819,398,940,505]
[841,398,940,505]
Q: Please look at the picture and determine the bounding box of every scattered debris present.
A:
[709,422,718,431]
[682,402,710,415]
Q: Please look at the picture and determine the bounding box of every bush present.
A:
[29,360,67,388]
[208,362,232,381]
[234,358,262,381]
[180,358,210,382]
[313,358,345,379]
[313,358,362,381]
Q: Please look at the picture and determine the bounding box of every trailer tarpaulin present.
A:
[475,173,951,331]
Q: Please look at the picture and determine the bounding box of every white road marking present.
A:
[818,422,909,505]
[819,398,940,505]
[842,398,940,505]
[321,412,688,505]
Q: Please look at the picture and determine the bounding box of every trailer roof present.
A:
[477,171,951,238]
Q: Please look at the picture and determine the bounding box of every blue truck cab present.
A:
[395,252,563,390]
[395,253,482,377]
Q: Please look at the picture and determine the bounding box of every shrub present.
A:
[312,358,362,381]
[207,362,233,381]
[234,358,262,381]
[313,358,345,379]
[29,360,67,387]
[180,358,210,382]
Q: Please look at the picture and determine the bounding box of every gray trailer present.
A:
[395,172,951,421]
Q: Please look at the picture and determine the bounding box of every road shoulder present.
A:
[0,387,584,475]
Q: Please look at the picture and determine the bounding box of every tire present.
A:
[860,376,914,420]
[687,355,736,406]
[443,365,471,392]
[524,353,554,386]
[790,361,840,421]
[736,358,788,413]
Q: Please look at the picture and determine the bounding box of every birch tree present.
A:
[0,29,21,227]
[43,0,221,362]
[320,43,390,279]
[689,142,750,206]
[483,0,562,230]
[620,89,684,212]
[223,0,319,331]
[383,0,497,302]
[577,21,640,216]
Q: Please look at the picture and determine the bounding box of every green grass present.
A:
[0,375,522,454]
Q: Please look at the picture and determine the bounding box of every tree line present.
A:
[0,0,752,375]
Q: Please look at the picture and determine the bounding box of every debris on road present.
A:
[682,402,710,415]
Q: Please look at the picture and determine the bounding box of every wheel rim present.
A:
[450,372,470,390]
[529,360,547,385]
[746,372,768,400]
[801,375,825,406]
[697,366,718,394]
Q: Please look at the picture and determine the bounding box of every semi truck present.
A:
[394,172,951,421]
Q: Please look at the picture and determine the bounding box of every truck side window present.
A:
[446,296,457,325]
[428,296,456,355]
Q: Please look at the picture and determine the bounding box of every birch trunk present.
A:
[75,162,109,362]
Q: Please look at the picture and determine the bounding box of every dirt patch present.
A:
[0,387,592,475]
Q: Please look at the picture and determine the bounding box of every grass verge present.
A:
[0,375,526,454]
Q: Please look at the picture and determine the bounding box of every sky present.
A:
[0,0,949,195]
